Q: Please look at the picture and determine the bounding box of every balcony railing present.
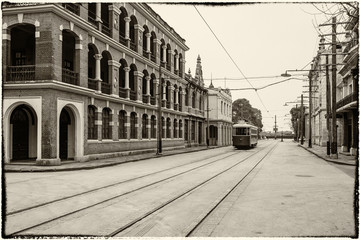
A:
[62,3,80,15]
[101,82,111,94]
[130,41,137,51]
[174,104,178,111]
[142,95,148,104]
[88,78,97,90]
[130,90,137,100]
[151,54,156,63]
[101,23,111,37]
[62,68,79,85]
[166,64,171,71]
[6,65,35,81]
[150,96,156,105]
[166,101,170,109]
[88,11,96,26]
[119,87,127,98]
[119,35,127,46]
[143,49,149,58]
[336,92,358,109]
[179,104,182,112]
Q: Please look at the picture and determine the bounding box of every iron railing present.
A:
[101,23,111,37]
[143,49,149,58]
[88,11,96,26]
[151,54,156,63]
[166,101,170,109]
[62,68,79,85]
[130,41,137,51]
[166,64,171,71]
[62,3,80,15]
[150,96,156,105]
[6,65,35,81]
[88,79,97,90]
[119,35,127,46]
[119,88,127,98]
[130,90,137,100]
[179,104,182,112]
[336,92,358,109]
[101,82,111,94]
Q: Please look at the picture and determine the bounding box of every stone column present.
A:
[162,45,167,64]
[95,3,102,30]
[94,54,103,92]
[124,66,130,99]
[108,60,120,97]
[109,5,120,40]
[175,88,179,110]
[126,114,131,140]
[155,39,161,64]
[146,33,151,52]
[174,54,179,73]
[124,16,131,48]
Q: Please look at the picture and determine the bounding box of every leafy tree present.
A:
[232,98,263,132]
[290,106,305,141]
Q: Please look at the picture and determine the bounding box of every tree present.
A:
[232,98,263,131]
[290,106,305,141]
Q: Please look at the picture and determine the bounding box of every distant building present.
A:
[2,3,207,165]
[206,81,232,146]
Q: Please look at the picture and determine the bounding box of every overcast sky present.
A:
[148,2,345,132]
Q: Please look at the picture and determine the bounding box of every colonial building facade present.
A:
[206,81,232,146]
[2,3,207,165]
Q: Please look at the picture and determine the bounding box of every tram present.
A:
[232,121,258,149]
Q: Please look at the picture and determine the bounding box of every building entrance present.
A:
[11,107,29,160]
[60,109,71,160]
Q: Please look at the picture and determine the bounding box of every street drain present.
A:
[295,174,314,177]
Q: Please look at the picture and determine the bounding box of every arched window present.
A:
[62,30,79,85]
[118,110,126,139]
[142,114,148,139]
[185,89,189,106]
[179,87,183,111]
[173,85,178,110]
[191,120,195,141]
[130,112,137,139]
[150,74,156,105]
[101,3,110,36]
[151,116,156,138]
[199,95,203,110]
[160,39,165,65]
[142,25,149,57]
[88,106,97,139]
[129,64,137,100]
[102,108,111,139]
[166,44,172,71]
[184,119,188,141]
[129,15,138,51]
[166,81,170,108]
[150,31,156,63]
[174,119,178,138]
[119,7,127,45]
[166,118,171,138]
[8,24,36,81]
[173,50,178,74]
[101,51,111,94]
[179,120,183,138]
[178,53,183,77]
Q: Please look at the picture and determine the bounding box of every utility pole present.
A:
[274,115,277,140]
[300,94,304,145]
[309,69,313,148]
[157,65,162,155]
[206,90,210,148]
[326,55,331,156]
[331,16,338,158]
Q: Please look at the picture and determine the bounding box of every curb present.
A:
[4,146,221,173]
[298,144,356,166]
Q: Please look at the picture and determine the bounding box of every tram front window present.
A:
[235,128,249,135]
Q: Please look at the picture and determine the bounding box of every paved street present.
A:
[4,140,356,237]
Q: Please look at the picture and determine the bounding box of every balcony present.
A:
[179,104,182,112]
[166,64,171,71]
[62,68,79,85]
[151,54,156,63]
[166,101,170,109]
[101,82,111,94]
[336,92,358,109]
[6,65,35,81]
[130,41,137,51]
[62,3,80,15]
[143,49,149,58]
[88,11,96,26]
[130,90,136,101]
[119,35,127,46]
[150,96,156,105]
[101,23,111,37]
[142,95,149,104]
[88,78,97,90]
[119,87,127,98]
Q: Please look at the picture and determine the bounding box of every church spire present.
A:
[195,54,203,82]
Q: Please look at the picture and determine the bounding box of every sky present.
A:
[148,2,345,132]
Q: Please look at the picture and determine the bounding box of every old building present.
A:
[2,3,207,165]
[206,80,232,146]
[337,10,358,156]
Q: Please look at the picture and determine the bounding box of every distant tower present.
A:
[195,55,203,85]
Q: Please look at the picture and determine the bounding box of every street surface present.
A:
[4,140,356,237]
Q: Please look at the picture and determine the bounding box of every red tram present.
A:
[232,121,258,149]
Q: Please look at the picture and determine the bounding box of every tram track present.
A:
[111,141,278,237]
[6,144,273,236]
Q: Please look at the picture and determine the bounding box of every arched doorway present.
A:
[11,107,29,160]
[59,108,75,160]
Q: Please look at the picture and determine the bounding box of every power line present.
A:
[193,5,270,115]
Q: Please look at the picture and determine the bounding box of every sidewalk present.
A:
[4,145,219,173]
[297,140,357,166]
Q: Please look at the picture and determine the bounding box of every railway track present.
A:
[6,141,276,237]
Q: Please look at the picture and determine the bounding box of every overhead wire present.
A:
[193,5,271,115]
